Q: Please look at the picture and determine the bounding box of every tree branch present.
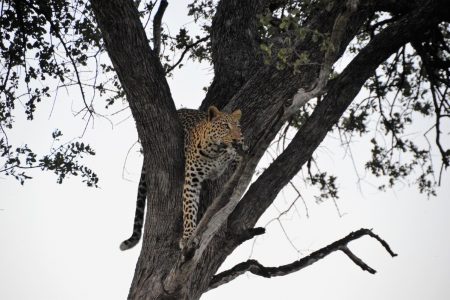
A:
[91,1,185,297]
[167,4,370,290]
[285,0,359,117]
[200,0,266,109]
[208,228,397,291]
[229,0,450,234]
[91,0,180,147]
[165,36,209,74]
[152,0,168,56]
[196,2,366,231]
[339,246,376,274]
[233,227,266,245]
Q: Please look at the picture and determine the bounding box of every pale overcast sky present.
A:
[1,3,450,300]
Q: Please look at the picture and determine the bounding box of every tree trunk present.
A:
[90,0,450,298]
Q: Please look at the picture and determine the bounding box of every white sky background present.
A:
[1,3,450,300]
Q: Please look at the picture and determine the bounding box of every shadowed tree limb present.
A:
[208,228,397,291]
[91,1,184,298]
[201,0,266,109]
[339,246,377,274]
[168,1,375,296]
[153,0,168,56]
[234,227,266,245]
[229,0,450,234]
[195,1,368,247]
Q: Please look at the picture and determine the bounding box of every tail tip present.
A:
[120,239,138,251]
[119,242,129,251]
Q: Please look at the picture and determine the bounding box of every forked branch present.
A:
[208,228,397,291]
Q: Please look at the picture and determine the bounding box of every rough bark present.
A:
[230,0,450,231]
[200,0,265,110]
[91,0,184,298]
[90,0,450,299]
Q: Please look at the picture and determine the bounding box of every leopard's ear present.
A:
[208,106,221,121]
[231,109,242,121]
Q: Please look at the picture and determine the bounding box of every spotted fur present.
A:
[120,106,244,250]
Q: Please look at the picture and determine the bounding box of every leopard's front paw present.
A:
[179,237,188,249]
[179,235,200,251]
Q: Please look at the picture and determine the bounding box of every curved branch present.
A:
[208,228,397,291]
[165,36,209,74]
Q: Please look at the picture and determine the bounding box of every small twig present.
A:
[262,195,302,254]
[122,140,140,182]
[165,36,209,73]
[289,181,309,218]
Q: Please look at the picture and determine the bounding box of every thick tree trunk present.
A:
[91,0,185,298]
[90,0,450,299]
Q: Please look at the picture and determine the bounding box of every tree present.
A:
[1,0,449,299]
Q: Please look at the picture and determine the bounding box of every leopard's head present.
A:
[206,106,244,149]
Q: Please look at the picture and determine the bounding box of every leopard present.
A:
[120,106,245,250]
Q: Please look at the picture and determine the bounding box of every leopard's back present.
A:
[177,108,206,137]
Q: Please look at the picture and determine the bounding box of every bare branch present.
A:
[208,228,396,291]
[234,227,266,245]
[339,246,376,274]
[165,36,209,74]
[152,0,168,56]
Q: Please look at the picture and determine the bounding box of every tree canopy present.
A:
[1,0,449,299]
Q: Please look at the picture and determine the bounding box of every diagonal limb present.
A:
[208,228,397,291]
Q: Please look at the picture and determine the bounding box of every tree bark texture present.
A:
[91,0,450,299]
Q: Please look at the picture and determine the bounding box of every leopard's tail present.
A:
[120,166,147,251]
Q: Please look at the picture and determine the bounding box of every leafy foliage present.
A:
[134,1,212,76]
[281,10,449,198]
[1,129,98,186]
[258,0,332,73]
[334,20,450,196]
[0,0,105,186]
[1,0,449,199]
